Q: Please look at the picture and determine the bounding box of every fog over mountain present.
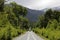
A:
[26,8,44,22]
[25,7,60,22]
[6,0,60,22]
[9,0,60,10]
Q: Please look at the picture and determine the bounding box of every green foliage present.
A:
[33,9,60,40]
[46,19,58,30]
[0,26,25,40]
[19,16,29,30]
[0,0,4,11]
[0,12,8,27]
[10,2,27,16]
[33,28,60,40]
[36,9,60,28]
[4,2,29,29]
[0,1,28,40]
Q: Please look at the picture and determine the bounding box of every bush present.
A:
[33,28,60,40]
[0,26,26,40]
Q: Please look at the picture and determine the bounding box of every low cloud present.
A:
[14,0,60,10]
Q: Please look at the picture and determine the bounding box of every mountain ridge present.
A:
[25,7,60,22]
[26,8,44,22]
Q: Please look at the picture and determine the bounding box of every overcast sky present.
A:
[9,0,60,10]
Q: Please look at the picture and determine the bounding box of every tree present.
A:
[0,1,28,40]
[37,15,48,28]
[4,2,28,29]
[10,2,27,17]
[53,10,60,22]
[46,19,58,30]
[0,0,5,11]
[19,16,29,30]
[44,9,54,20]
[36,9,60,28]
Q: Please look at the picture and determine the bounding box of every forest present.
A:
[0,0,60,40]
[33,9,60,40]
[0,0,29,40]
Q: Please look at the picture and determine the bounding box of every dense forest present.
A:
[33,9,60,40]
[0,0,60,40]
[0,0,29,40]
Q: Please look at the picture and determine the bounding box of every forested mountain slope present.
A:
[0,1,29,40]
[26,8,44,22]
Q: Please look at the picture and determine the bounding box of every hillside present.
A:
[26,8,44,22]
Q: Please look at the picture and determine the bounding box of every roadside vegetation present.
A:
[0,0,60,40]
[33,9,60,40]
[0,0,29,40]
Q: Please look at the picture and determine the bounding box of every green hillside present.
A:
[0,0,60,40]
[0,0,29,40]
[33,9,60,40]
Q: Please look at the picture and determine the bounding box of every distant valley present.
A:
[26,8,44,22]
[26,7,60,22]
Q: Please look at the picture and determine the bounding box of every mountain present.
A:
[25,7,60,22]
[26,8,44,22]
[43,7,60,11]
[52,7,60,10]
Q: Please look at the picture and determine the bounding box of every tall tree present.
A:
[0,0,5,11]
[10,2,27,17]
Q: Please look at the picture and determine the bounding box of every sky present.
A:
[8,0,60,10]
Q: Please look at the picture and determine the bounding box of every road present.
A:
[13,31,44,40]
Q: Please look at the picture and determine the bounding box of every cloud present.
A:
[13,0,60,10]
